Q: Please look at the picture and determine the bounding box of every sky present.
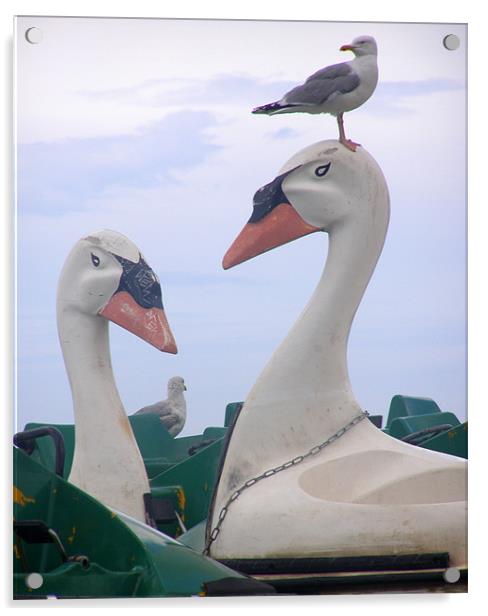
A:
[15,16,466,435]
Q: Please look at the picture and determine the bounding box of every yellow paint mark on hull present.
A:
[13,486,35,507]
[177,487,186,521]
[67,526,77,544]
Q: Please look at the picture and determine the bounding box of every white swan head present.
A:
[223,140,388,269]
[57,229,177,353]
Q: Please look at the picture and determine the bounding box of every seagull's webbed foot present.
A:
[340,138,361,152]
[336,113,360,152]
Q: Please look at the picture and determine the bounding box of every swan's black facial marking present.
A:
[91,252,101,267]
[248,165,301,223]
[314,162,331,177]
[111,253,164,310]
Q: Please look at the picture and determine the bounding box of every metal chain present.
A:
[204,410,369,555]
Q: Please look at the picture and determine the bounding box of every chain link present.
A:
[204,410,369,555]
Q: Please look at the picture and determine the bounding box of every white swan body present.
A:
[57,230,177,522]
[209,141,467,566]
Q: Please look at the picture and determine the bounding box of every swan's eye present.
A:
[91,253,100,267]
[315,163,331,177]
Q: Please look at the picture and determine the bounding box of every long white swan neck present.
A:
[317,217,387,343]
[58,310,117,413]
[247,218,386,417]
[211,170,389,510]
[59,307,150,521]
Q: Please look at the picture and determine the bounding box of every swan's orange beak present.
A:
[99,253,177,353]
[222,168,321,269]
[223,204,319,269]
[100,293,177,353]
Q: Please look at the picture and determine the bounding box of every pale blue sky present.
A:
[15,17,466,434]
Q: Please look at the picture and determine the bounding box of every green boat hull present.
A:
[13,447,272,599]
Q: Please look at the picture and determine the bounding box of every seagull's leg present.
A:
[337,113,360,152]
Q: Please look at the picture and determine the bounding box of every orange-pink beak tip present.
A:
[222,253,236,270]
[163,341,178,354]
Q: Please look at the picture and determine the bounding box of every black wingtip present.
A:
[252,101,282,115]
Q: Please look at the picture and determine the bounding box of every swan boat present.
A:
[13,229,274,598]
[14,184,467,595]
[57,229,177,523]
[205,140,467,573]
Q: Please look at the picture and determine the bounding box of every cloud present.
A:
[379,78,464,97]
[80,73,294,109]
[366,78,465,116]
[81,74,465,116]
[269,127,300,140]
[17,111,221,215]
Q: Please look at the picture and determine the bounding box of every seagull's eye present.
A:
[91,253,100,267]
[315,163,331,177]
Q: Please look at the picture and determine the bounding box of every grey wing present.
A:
[134,403,157,415]
[160,413,182,432]
[134,400,172,416]
[282,62,360,106]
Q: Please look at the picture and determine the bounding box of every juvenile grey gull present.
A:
[134,376,187,437]
[252,35,378,151]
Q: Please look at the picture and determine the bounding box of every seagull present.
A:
[134,376,187,437]
[252,35,378,151]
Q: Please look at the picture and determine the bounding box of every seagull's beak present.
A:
[340,43,355,52]
[99,255,178,354]
[222,168,321,269]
